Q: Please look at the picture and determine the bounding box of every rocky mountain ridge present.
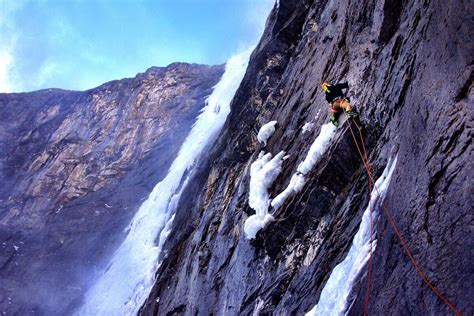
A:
[0,63,223,314]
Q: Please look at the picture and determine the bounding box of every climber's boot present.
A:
[330,115,339,127]
[345,110,359,119]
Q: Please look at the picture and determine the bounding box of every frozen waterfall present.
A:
[77,47,254,315]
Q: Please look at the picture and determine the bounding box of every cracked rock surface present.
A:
[141,1,472,315]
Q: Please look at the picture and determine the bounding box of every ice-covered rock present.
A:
[257,120,278,145]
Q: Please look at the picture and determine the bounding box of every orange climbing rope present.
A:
[347,119,461,316]
[347,122,375,316]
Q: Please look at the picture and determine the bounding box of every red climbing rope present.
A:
[348,122,375,316]
[347,119,461,316]
[354,122,376,316]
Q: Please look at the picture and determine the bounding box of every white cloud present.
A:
[0,0,25,92]
[0,0,277,93]
[245,0,275,36]
[0,47,14,93]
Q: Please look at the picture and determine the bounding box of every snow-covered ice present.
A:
[248,151,286,213]
[302,122,315,134]
[271,172,306,209]
[306,156,398,316]
[272,123,337,210]
[297,123,337,174]
[257,120,277,146]
[244,213,275,240]
[77,47,254,316]
[244,151,286,239]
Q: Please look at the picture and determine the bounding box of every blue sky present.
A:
[0,0,274,92]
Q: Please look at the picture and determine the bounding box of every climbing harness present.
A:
[347,119,461,316]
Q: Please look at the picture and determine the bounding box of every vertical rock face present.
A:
[0,63,223,314]
[142,1,472,315]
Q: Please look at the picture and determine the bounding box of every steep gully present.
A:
[142,0,472,315]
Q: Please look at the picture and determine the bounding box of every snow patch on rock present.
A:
[244,150,285,239]
[272,123,337,210]
[257,120,277,146]
[244,213,275,240]
[271,172,306,209]
[297,123,337,174]
[302,122,315,134]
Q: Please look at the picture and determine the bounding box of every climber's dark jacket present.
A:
[325,82,349,103]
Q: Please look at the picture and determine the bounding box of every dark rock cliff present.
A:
[0,63,223,314]
[142,0,472,315]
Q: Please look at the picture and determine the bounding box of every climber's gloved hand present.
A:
[330,115,338,127]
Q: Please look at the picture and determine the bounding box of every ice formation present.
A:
[78,47,254,315]
[257,120,278,146]
[272,123,337,210]
[306,156,398,316]
[244,151,286,239]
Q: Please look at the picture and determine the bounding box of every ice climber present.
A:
[321,81,358,126]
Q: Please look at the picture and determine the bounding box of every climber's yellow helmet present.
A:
[321,82,331,93]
